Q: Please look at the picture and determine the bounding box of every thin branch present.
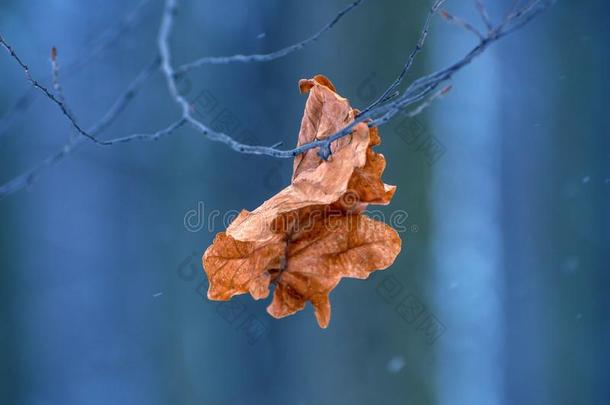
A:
[357,0,446,117]
[2,36,176,148]
[158,0,289,158]
[50,45,81,143]
[403,85,452,119]
[287,0,553,157]
[0,0,554,199]
[0,59,159,199]
[0,0,367,199]
[1,0,354,141]
[50,48,62,100]
[370,0,554,127]
[158,0,553,160]
[95,118,187,145]
[475,0,494,31]
[438,9,485,40]
[501,0,553,34]
[0,0,364,149]
[507,0,524,19]
[0,0,153,140]
[0,35,97,142]
[49,46,76,125]
[174,0,365,75]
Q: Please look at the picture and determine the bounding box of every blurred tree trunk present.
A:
[430,2,504,404]
[501,1,610,403]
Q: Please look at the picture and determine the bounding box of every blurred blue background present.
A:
[0,0,608,404]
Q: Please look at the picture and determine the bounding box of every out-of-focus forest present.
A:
[0,0,608,404]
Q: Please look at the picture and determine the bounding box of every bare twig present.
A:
[174,0,365,75]
[0,0,368,199]
[297,0,553,157]
[438,9,485,40]
[475,0,494,31]
[159,0,552,160]
[0,0,153,140]
[403,85,452,119]
[158,0,289,158]
[50,48,62,98]
[95,118,187,145]
[501,0,551,34]
[507,0,524,19]
[0,0,554,199]
[0,35,98,143]
[1,0,364,147]
[369,0,554,128]
[358,0,446,117]
[0,59,159,198]
[50,46,81,142]
[49,46,76,123]
[2,36,178,148]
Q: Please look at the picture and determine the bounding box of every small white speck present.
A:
[562,257,579,274]
[387,356,405,373]
[256,32,266,39]
[153,292,163,298]
[581,176,590,184]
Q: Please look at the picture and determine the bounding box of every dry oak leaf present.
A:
[293,75,396,207]
[202,75,402,328]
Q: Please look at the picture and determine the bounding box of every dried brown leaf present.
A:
[293,75,355,180]
[267,214,400,328]
[202,76,402,328]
